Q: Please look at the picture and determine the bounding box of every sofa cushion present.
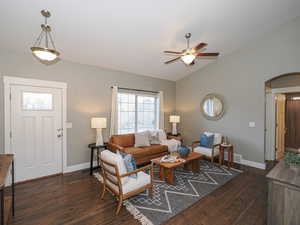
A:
[124,145,168,158]
[149,131,161,145]
[134,131,150,147]
[194,146,220,157]
[111,134,135,147]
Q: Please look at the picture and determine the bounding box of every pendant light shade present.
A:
[31,47,59,61]
[31,10,60,62]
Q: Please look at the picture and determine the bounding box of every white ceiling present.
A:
[1,0,300,81]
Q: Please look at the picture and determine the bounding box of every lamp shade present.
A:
[91,117,107,129]
[169,115,180,123]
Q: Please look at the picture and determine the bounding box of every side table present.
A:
[88,143,107,175]
[219,144,234,168]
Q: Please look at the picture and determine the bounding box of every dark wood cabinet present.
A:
[266,160,300,225]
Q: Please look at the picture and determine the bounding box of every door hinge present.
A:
[9,131,12,139]
[9,93,11,101]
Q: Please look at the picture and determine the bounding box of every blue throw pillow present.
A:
[117,151,137,179]
[200,134,214,148]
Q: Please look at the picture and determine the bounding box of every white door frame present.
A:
[265,86,300,160]
[3,76,68,173]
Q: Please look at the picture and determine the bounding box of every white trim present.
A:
[64,161,97,173]
[3,76,67,89]
[240,159,266,170]
[3,76,68,174]
[223,152,266,170]
[265,92,276,160]
[271,86,300,94]
[265,86,300,162]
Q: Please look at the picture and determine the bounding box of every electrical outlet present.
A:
[249,122,256,128]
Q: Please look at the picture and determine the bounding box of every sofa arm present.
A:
[191,141,200,151]
[108,143,124,153]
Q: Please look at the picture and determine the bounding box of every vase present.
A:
[177,146,190,158]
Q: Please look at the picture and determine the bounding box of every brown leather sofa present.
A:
[108,134,168,165]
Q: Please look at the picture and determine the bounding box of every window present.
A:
[22,92,53,110]
[118,92,159,134]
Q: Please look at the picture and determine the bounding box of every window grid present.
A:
[118,93,158,134]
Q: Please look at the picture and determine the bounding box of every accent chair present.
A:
[191,132,223,162]
[99,150,153,215]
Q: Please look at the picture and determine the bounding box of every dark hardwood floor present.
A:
[9,164,270,225]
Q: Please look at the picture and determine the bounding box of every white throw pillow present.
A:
[158,129,167,143]
[149,130,161,145]
[134,131,150,147]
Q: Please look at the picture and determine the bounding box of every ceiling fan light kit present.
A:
[181,54,196,65]
[31,10,60,62]
[164,33,219,66]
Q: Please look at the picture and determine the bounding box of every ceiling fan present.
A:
[164,33,219,65]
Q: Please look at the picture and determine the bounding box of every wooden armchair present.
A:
[191,132,223,162]
[99,150,153,215]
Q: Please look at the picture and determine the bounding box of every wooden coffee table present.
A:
[151,152,204,184]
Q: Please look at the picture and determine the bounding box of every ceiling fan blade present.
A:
[164,51,182,55]
[164,57,181,64]
[194,43,207,51]
[196,52,219,57]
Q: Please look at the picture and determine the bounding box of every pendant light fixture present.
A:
[31,10,60,62]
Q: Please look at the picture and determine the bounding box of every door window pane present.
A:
[22,92,53,110]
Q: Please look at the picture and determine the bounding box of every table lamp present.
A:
[169,115,180,135]
[91,117,107,146]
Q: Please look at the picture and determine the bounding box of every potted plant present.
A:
[284,152,300,173]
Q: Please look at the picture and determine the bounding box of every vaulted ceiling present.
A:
[1,0,300,81]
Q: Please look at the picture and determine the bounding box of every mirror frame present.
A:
[201,93,225,121]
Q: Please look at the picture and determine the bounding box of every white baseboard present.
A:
[240,159,266,170]
[64,161,97,173]
[64,153,266,174]
[223,152,266,170]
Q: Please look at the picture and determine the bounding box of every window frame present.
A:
[117,91,159,134]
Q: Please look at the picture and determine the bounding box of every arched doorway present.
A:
[265,73,300,161]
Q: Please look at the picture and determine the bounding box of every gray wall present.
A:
[176,16,300,163]
[0,50,176,166]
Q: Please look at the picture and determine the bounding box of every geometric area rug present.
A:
[94,160,241,225]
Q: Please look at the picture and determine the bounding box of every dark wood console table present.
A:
[0,154,15,225]
[88,143,107,175]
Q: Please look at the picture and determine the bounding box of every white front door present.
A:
[10,85,63,182]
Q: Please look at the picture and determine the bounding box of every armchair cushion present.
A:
[100,150,129,184]
[194,146,220,157]
[200,134,214,148]
[108,171,151,194]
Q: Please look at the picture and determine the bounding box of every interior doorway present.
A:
[265,73,300,161]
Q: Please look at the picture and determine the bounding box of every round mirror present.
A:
[201,94,225,120]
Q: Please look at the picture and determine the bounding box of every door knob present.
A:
[57,134,62,138]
